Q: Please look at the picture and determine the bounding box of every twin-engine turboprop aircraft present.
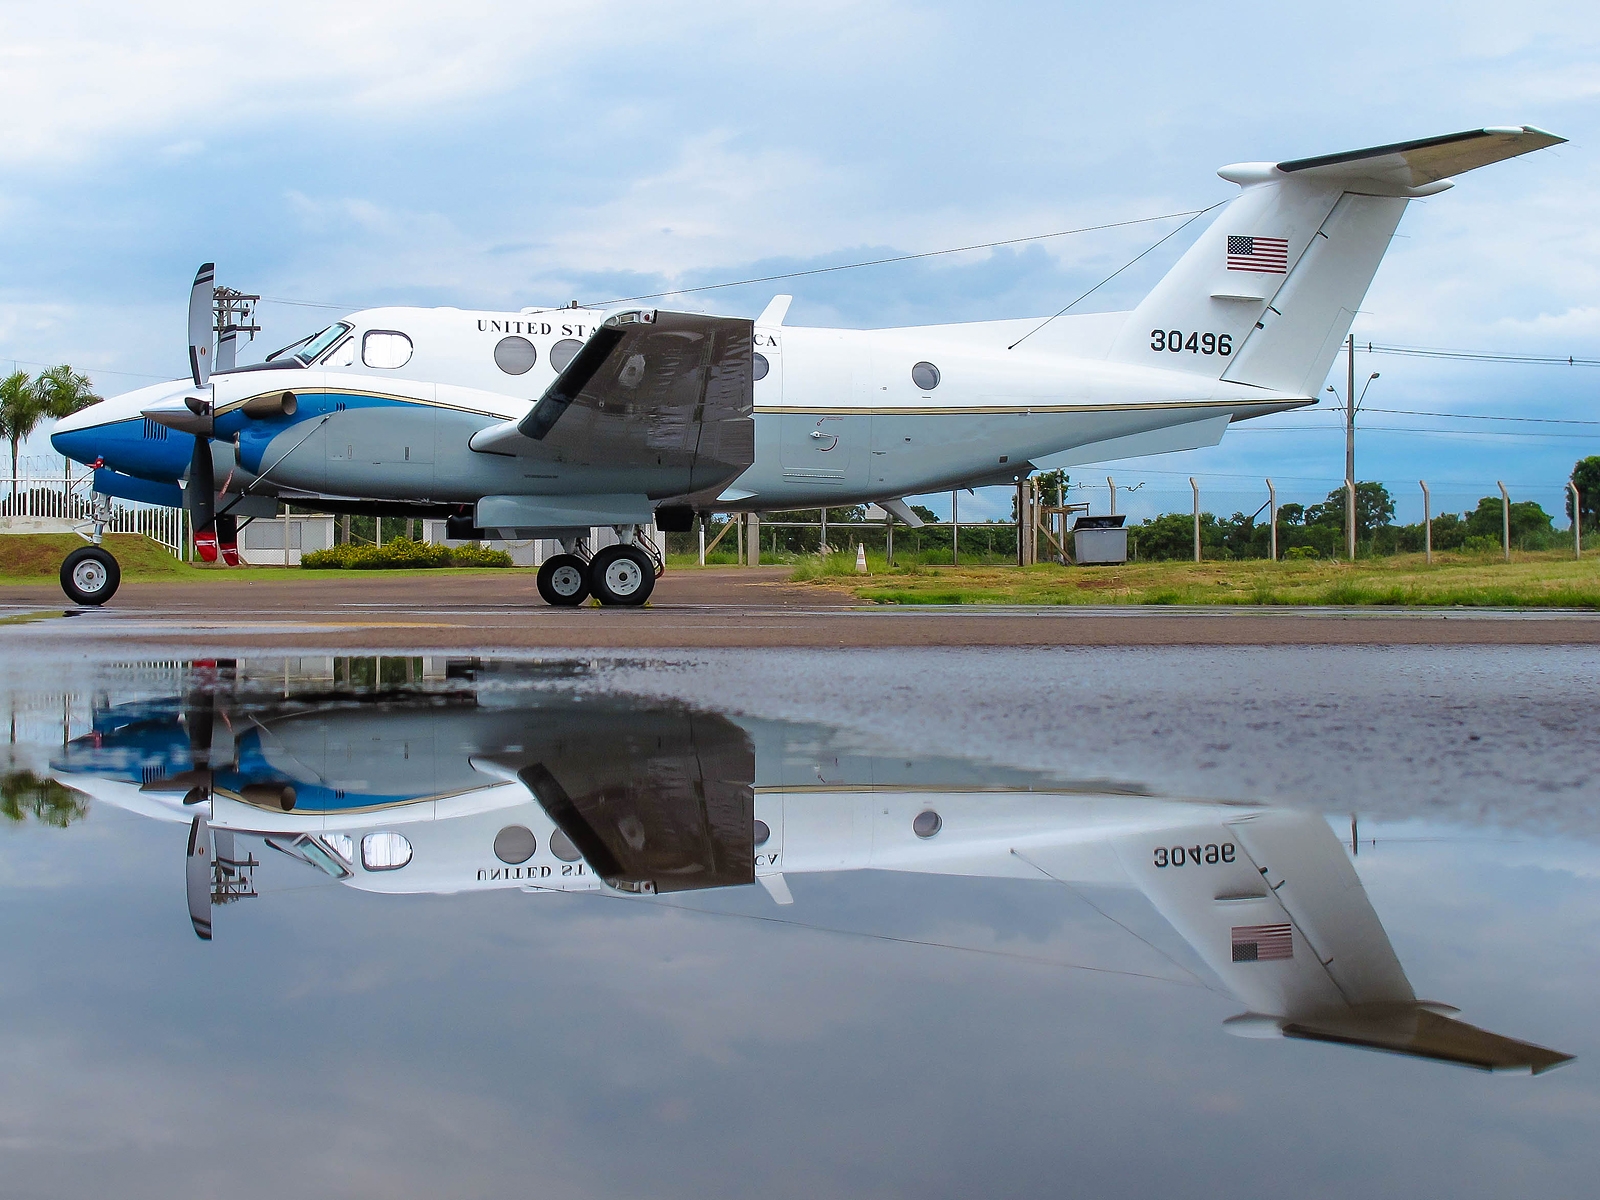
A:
[51,126,1563,606]
[52,660,1571,1074]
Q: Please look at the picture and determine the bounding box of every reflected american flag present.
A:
[1232,923,1293,962]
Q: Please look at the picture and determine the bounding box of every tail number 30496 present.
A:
[1151,330,1232,355]
[1154,842,1235,867]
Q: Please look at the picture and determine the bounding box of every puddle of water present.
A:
[2,654,1595,1199]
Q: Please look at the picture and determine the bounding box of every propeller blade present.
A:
[186,813,213,941]
[188,262,215,388]
[189,436,217,561]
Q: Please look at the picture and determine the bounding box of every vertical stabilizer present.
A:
[1105,126,1564,395]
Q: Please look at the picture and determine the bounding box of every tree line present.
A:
[1131,457,1600,561]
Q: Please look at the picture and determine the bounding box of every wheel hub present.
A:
[549,564,585,596]
[604,558,643,596]
[73,560,107,593]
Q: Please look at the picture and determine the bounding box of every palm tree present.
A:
[19,366,99,503]
[0,369,44,503]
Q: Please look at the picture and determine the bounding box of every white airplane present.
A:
[52,663,1572,1074]
[51,126,1563,607]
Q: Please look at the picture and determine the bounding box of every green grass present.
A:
[791,549,1600,608]
[0,533,526,584]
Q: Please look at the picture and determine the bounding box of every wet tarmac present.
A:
[2,646,1598,1198]
[2,568,1598,649]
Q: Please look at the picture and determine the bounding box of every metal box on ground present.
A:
[1072,514,1128,565]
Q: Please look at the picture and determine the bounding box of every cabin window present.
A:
[548,828,582,862]
[912,810,942,838]
[362,330,413,369]
[754,820,771,847]
[494,825,537,864]
[753,353,770,381]
[320,336,356,367]
[911,361,940,391]
[361,831,413,871]
[549,338,583,373]
[493,335,538,375]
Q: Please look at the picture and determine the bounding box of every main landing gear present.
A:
[535,535,659,608]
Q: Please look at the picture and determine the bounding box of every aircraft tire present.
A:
[589,545,655,607]
[60,546,121,606]
[537,554,591,606]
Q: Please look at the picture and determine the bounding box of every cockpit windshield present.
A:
[266,322,352,365]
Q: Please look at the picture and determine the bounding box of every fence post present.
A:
[1420,481,1431,565]
[951,490,959,566]
[1570,481,1581,560]
[1497,481,1511,562]
[820,507,828,554]
[1107,475,1117,517]
[697,517,706,566]
[1190,477,1200,563]
[1266,478,1277,562]
[747,513,760,567]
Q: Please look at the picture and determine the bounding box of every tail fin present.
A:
[1107,126,1564,395]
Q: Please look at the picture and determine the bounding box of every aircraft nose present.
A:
[52,424,100,466]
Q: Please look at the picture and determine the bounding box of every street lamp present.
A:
[1326,349,1381,559]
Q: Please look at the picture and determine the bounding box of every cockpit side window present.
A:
[362,330,413,369]
[320,336,356,368]
[278,322,352,366]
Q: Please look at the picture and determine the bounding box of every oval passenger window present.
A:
[753,353,770,382]
[549,338,583,373]
[362,330,414,369]
[911,361,940,390]
[493,335,537,375]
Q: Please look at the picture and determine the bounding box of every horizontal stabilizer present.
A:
[1275,125,1566,191]
[1283,1005,1573,1074]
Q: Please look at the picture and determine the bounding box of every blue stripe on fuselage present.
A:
[223,392,419,475]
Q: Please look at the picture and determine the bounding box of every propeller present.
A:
[186,813,213,940]
[189,434,218,562]
[188,263,215,388]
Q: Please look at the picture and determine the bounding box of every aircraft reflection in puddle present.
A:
[52,657,1570,1076]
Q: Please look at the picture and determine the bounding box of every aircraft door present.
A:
[779,332,869,492]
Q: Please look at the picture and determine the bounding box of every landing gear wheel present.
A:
[537,554,591,606]
[60,546,121,606]
[590,544,655,607]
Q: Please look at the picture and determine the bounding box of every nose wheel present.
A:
[60,546,121,606]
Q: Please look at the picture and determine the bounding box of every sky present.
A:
[2,0,1597,525]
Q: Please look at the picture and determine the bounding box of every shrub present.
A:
[301,537,512,569]
[1283,546,1319,560]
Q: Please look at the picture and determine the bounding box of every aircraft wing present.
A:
[469,309,756,496]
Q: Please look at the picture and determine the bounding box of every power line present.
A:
[1232,424,1600,440]
[1363,406,1600,426]
[1365,342,1600,366]
[595,206,1218,307]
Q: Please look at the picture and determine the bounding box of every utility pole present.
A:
[1345,334,1356,561]
[212,286,261,372]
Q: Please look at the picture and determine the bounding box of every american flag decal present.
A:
[1232,923,1293,962]
[1227,235,1289,274]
